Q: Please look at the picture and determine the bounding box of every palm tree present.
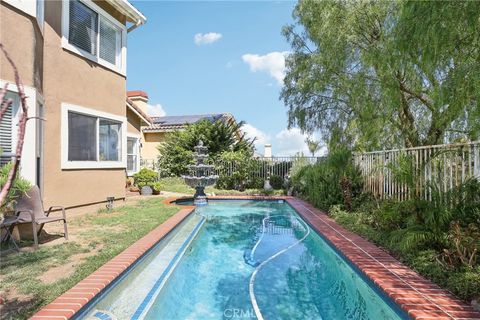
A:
[305,138,321,157]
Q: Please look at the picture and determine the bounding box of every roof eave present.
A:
[106,0,146,25]
[126,100,152,126]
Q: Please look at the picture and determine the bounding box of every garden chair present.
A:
[15,185,68,248]
[1,215,20,252]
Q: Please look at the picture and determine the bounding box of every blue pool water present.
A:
[78,200,407,320]
[145,201,405,320]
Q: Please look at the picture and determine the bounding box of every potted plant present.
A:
[151,182,162,195]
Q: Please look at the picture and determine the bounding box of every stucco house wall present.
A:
[142,132,167,161]
[2,0,145,211]
[41,0,127,208]
[0,1,44,187]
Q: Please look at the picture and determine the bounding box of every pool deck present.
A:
[30,196,480,320]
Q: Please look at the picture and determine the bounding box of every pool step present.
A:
[81,213,204,319]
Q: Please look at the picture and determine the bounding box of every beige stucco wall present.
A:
[0,2,43,92]
[41,1,127,209]
[142,132,167,160]
[127,108,141,135]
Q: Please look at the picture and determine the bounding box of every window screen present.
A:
[68,112,97,161]
[69,0,98,55]
[99,120,121,161]
[99,18,120,66]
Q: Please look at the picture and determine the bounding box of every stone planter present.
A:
[140,186,153,196]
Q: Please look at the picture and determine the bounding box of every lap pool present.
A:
[76,200,408,320]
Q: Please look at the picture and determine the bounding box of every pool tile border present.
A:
[30,202,195,320]
[286,197,480,320]
[31,196,479,320]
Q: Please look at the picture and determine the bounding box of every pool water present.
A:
[142,201,406,320]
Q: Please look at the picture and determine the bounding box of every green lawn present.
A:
[0,198,179,319]
[159,177,284,196]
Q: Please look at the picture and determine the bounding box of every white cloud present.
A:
[274,128,310,156]
[146,103,166,117]
[243,124,326,156]
[241,51,289,84]
[242,123,271,154]
[194,32,223,45]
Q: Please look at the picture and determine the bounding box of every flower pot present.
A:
[140,186,153,195]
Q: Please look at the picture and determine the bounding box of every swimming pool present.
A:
[77,200,408,320]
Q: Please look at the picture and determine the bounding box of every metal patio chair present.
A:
[15,186,68,248]
[1,215,20,252]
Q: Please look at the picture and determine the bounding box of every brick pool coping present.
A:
[31,196,479,320]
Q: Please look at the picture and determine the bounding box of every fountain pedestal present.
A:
[182,141,219,206]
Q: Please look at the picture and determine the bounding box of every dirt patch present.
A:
[40,246,103,284]
[0,288,36,320]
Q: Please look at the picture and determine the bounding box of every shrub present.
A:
[292,148,362,210]
[269,174,284,190]
[133,168,158,188]
[446,267,480,302]
[157,120,254,177]
[0,162,31,213]
[215,150,257,191]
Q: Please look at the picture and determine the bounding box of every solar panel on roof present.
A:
[151,114,223,125]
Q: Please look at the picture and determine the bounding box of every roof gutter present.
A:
[105,0,146,31]
[127,20,143,33]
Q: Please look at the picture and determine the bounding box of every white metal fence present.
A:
[354,141,480,200]
[141,156,321,180]
[214,156,320,180]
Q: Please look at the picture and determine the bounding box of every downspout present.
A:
[127,20,143,33]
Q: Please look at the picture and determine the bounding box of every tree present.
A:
[0,43,31,217]
[157,119,254,176]
[281,0,480,150]
[305,137,321,157]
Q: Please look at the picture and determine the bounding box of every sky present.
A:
[127,1,318,156]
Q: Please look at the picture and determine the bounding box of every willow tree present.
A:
[281,0,480,150]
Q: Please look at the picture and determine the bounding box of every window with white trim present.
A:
[66,0,123,69]
[127,137,139,173]
[67,111,122,162]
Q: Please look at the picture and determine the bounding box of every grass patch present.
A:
[159,177,285,196]
[0,198,179,319]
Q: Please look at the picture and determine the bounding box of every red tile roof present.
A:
[127,90,148,99]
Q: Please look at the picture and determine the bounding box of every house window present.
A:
[99,119,121,161]
[127,137,138,174]
[99,18,121,65]
[64,0,125,72]
[68,112,97,161]
[69,0,98,55]
[0,91,19,165]
[63,104,125,169]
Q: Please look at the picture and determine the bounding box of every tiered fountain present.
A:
[182,140,219,206]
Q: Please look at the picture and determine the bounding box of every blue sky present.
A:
[127,1,315,155]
